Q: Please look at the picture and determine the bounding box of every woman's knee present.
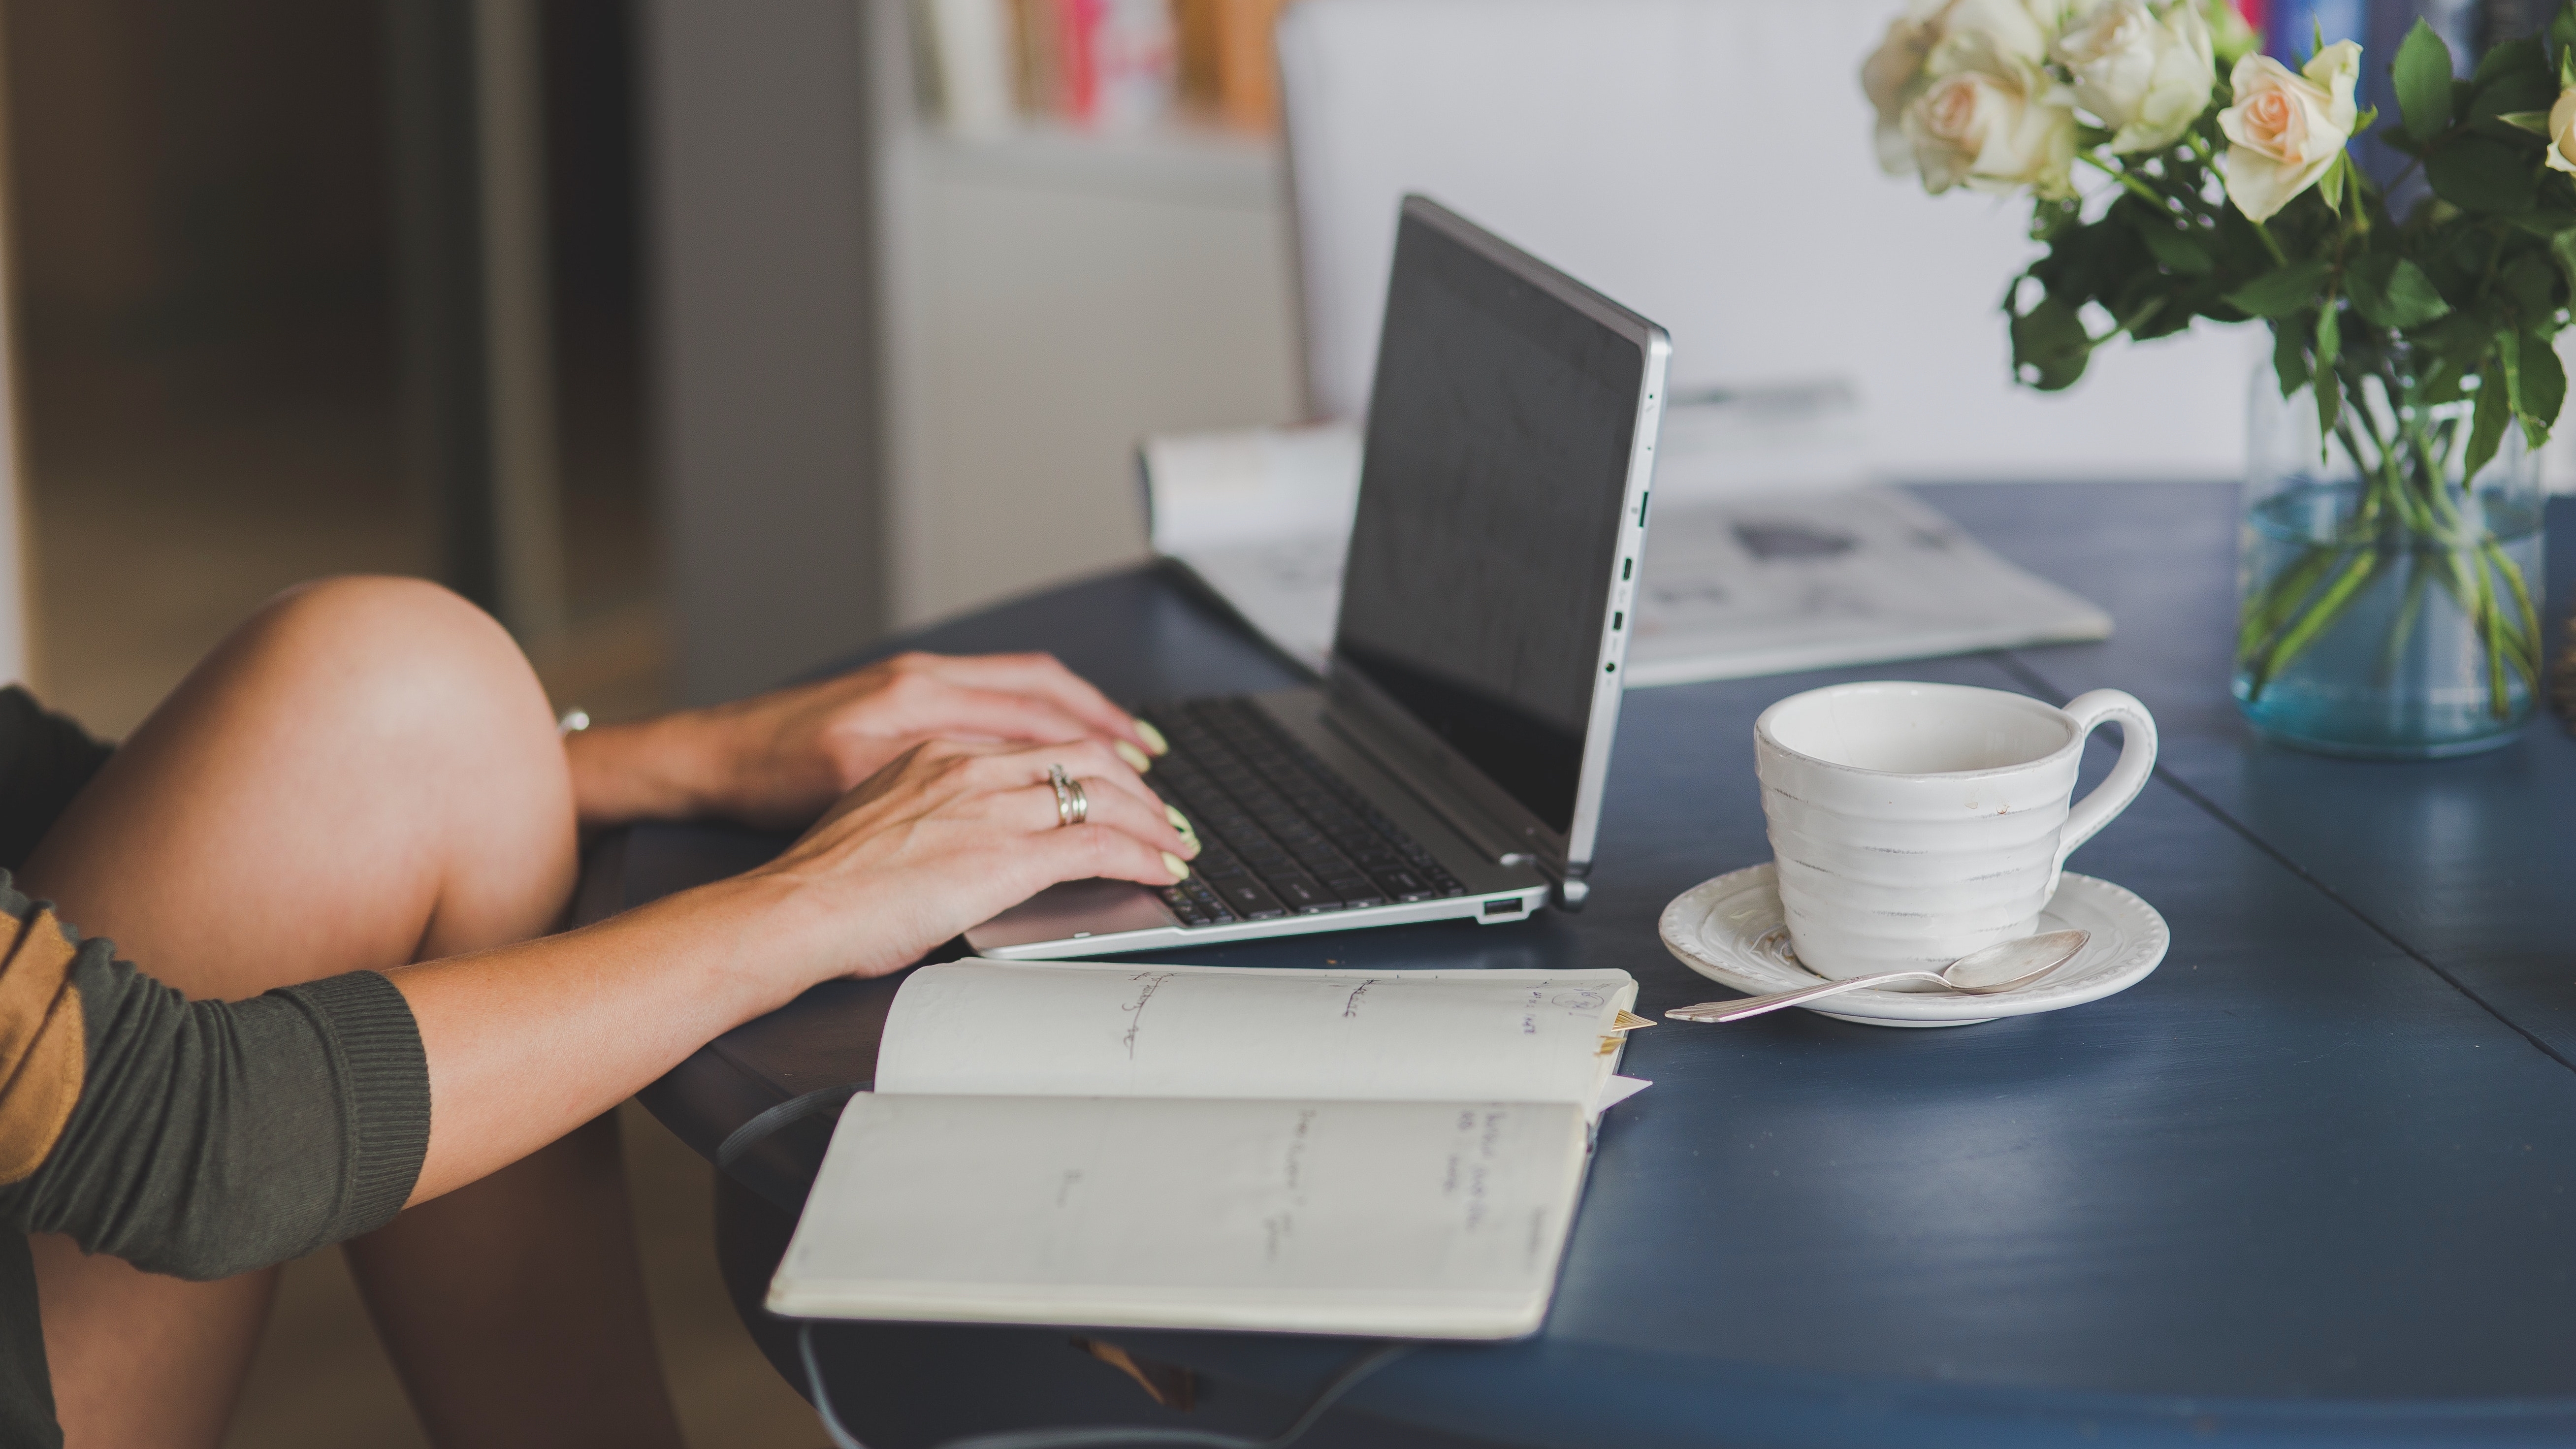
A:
[223,576,555,746]
[26,575,578,985]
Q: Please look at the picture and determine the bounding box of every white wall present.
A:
[1281,0,2260,484]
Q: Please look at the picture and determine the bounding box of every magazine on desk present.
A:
[768,959,1648,1339]
[1139,395,2112,684]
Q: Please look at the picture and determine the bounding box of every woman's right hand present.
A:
[746,736,1198,985]
[398,737,1198,1205]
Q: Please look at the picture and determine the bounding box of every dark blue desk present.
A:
[593,483,2576,1448]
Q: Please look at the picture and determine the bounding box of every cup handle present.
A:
[2051,689,2157,898]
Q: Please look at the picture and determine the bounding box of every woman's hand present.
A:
[749,735,1196,981]
[564,652,1169,830]
[396,734,1195,1202]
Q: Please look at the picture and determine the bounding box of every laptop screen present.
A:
[1331,209,1646,836]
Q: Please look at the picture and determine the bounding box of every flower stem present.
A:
[2249,217,2288,265]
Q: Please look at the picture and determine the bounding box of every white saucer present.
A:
[1658,863,2169,1028]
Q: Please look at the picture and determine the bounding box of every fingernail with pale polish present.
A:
[1164,804,1196,837]
[1134,719,1170,756]
[1114,741,1153,773]
[1160,851,1190,880]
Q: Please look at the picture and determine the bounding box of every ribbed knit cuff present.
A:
[282,970,432,1237]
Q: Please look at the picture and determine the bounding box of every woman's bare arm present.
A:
[562,650,1170,831]
[397,733,1193,1203]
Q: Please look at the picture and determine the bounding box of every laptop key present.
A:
[1208,875,1289,919]
[1373,869,1435,902]
[1323,876,1385,907]
[1265,871,1341,912]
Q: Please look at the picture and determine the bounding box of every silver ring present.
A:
[1048,765,1087,828]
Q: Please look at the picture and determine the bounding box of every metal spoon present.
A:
[1665,929,2091,1024]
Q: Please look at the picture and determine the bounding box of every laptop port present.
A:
[1483,899,1525,917]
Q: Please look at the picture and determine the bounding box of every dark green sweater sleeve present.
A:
[0,873,432,1275]
[0,874,432,1447]
[0,687,114,870]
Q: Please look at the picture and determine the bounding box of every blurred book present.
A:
[1176,0,1294,131]
[919,0,1018,137]
[1001,0,1178,131]
[1139,389,2113,687]
[920,0,1285,134]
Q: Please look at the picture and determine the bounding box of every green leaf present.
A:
[2466,355,2513,486]
[2517,326,2566,446]
[2271,318,2312,398]
[2558,1,2576,66]
[2496,109,2554,134]
[2550,228,2576,301]
[2469,63,2557,127]
[2474,37,2546,91]
[2346,254,2454,326]
[2224,258,2333,317]
[2425,134,2542,211]
[2503,250,2562,314]
[2312,306,2343,441]
[2136,220,2215,274]
[2008,293,2093,392]
[2395,19,2457,142]
[2507,208,2576,236]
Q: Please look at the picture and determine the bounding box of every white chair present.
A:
[1276,0,2259,483]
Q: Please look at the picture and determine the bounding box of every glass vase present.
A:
[2234,368,2546,760]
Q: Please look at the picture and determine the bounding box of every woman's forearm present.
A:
[562,712,732,828]
[390,871,811,1203]
[403,729,1191,1205]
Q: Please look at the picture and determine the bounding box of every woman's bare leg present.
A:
[20,576,684,1449]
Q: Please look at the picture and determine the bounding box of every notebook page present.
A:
[875,960,1636,1107]
[768,1093,1589,1338]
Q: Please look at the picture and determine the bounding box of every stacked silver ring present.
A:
[1048,764,1088,828]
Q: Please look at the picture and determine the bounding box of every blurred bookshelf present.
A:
[873,0,1304,629]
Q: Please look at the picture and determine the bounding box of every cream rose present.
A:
[1902,50,2081,199]
[2217,40,2361,223]
[1866,0,2060,171]
[1864,1,1949,173]
[2052,0,2216,154]
[2547,86,2576,174]
[1924,0,2061,74]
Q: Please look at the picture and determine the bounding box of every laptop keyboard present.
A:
[1137,698,1470,928]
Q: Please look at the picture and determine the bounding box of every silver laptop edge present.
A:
[968,195,1669,959]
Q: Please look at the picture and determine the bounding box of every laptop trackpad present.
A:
[964,877,1177,951]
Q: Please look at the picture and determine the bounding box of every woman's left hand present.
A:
[564,651,1170,829]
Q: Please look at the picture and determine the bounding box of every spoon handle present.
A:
[1666,969,1943,1023]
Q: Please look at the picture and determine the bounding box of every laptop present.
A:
[966,195,1670,960]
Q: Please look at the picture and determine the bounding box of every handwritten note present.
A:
[773,1093,1589,1337]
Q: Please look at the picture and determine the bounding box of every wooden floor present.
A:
[24,362,824,1449]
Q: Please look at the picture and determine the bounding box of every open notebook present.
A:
[768,959,1648,1340]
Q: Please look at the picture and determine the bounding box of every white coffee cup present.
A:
[1754,681,2157,981]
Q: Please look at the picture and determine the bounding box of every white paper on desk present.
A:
[1137,392,2111,683]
